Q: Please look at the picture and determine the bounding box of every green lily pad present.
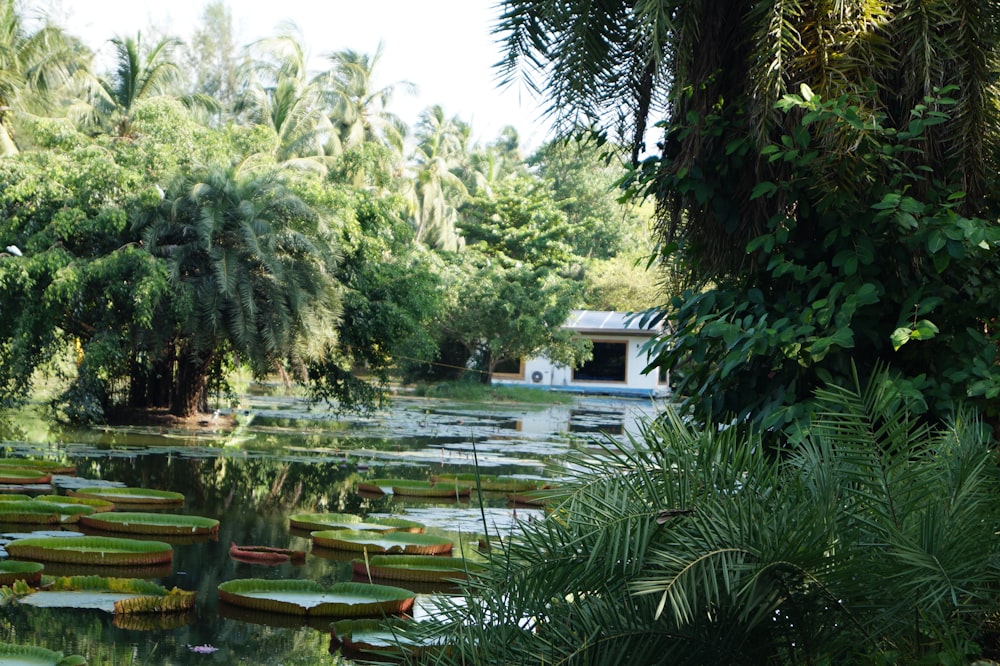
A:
[80,512,219,536]
[6,536,173,567]
[0,467,52,485]
[0,560,44,586]
[67,487,184,506]
[19,575,196,615]
[311,529,453,555]
[331,618,442,658]
[391,480,469,498]
[217,579,414,617]
[35,495,115,514]
[431,473,542,492]
[352,554,485,583]
[0,500,93,524]
[507,487,564,507]
[0,641,86,665]
[0,458,76,475]
[289,512,423,534]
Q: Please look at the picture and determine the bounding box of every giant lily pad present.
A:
[391,480,469,499]
[0,458,76,475]
[0,467,52,485]
[0,500,93,524]
[352,554,485,583]
[217,579,414,617]
[331,618,442,659]
[6,536,173,566]
[36,495,114,514]
[67,487,184,506]
[0,560,43,586]
[80,512,219,536]
[0,642,86,665]
[289,512,423,534]
[311,529,453,555]
[18,575,196,615]
[507,488,565,507]
[431,473,542,492]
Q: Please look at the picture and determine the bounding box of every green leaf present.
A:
[891,327,912,351]
[750,182,778,200]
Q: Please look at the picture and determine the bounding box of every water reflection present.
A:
[0,395,661,664]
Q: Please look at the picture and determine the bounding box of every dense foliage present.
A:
[0,1,653,421]
[497,0,1000,435]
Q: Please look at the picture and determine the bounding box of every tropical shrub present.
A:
[411,369,1000,664]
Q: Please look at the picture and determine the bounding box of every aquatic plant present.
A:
[7,536,173,566]
[311,529,453,555]
[80,512,219,536]
[217,579,414,617]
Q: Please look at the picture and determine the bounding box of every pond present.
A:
[0,394,661,665]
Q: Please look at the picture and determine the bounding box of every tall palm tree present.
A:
[135,163,341,417]
[239,29,332,169]
[317,42,414,153]
[408,105,470,251]
[0,0,90,154]
[95,32,181,137]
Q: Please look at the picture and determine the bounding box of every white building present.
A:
[492,310,670,398]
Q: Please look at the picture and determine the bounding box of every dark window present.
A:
[573,341,627,382]
[493,357,523,377]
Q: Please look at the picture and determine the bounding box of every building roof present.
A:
[563,310,662,336]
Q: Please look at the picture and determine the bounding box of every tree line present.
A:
[0,0,658,420]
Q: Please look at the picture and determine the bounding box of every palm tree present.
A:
[408,105,470,251]
[95,32,181,137]
[0,0,90,154]
[135,163,341,417]
[317,42,414,153]
[411,369,1000,663]
[239,29,332,169]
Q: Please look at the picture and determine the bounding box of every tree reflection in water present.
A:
[0,396,654,664]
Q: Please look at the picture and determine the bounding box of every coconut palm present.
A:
[239,29,332,169]
[92,32,182,137]
[134,163,341,417]
[0,0,90,154]
[408,105,470,251]
[411,368,1000,663]
[317,42,414,153]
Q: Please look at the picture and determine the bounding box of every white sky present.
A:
[38,0,552,151]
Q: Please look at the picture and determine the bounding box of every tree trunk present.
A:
[171,352,212,417]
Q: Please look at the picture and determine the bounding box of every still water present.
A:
[0,394,659,665]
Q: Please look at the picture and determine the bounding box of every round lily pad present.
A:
[331,618,442,659]
[0,458,76,475]
[18,575,196,615]
[431,473,542,492]
[352,554,485,583]
[0,560,44,586]
[36,495,115,514]
[0,500,93,524]
[80,512,219,536]
[0,466,52,485]
[391,480,470,499]
[6,535,173,566]
[67,487,185,506]
[217,579,414,617]
[507,488,563,506]
[311,529,453,555]
[289,512,423,534]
